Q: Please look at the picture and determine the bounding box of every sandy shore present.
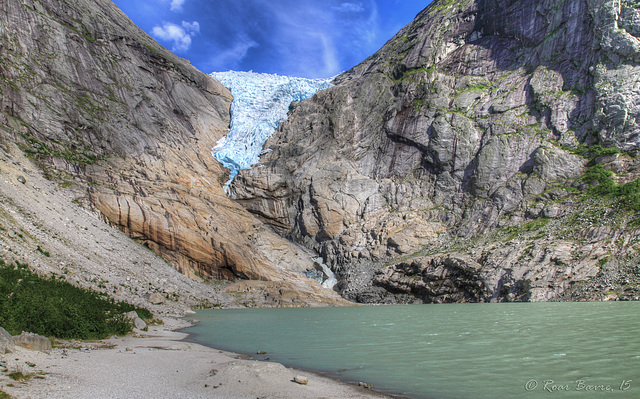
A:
[0,317,391,399]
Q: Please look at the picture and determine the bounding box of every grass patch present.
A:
[0,259,152,340]
[561,144,640,211]
[7,371,33,382]
[582,164,616,195]
[581,164,640,210]
[36,245,50,257]
[500,218,550,241]
[0,390,13,399]
[568,144,622,159]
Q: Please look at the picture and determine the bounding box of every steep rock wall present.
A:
[234,0,640,303]
[0,0,348,306]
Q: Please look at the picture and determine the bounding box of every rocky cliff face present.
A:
[233,0,640,303]
[0,0,348,307]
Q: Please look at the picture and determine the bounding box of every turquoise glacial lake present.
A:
[182,302,639,399]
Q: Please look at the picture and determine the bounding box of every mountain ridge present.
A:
[0,0,348,307]
[233,0,640,303]
[1,0,639,306]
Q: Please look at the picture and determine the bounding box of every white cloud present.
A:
[355,1,379,47]
[333,2,365,13]
[182,20,200,33]
[170,0,186,12]
[151,21,199,52]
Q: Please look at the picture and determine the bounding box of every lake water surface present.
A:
[182,302,639,399]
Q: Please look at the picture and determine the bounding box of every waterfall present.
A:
[314,257,338,290]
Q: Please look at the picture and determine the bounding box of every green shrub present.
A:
[501,218,550,241]
[584,145,621,158]
[0,260,151,340]
[569,144,621,159]
[618,179,640,211]
[583,164,616,195]
[36,245,50,257]
[580,164,640,211]
[568,143,640,210]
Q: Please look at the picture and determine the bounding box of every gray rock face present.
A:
[14,332,52,352]
[590,0,640,150]
[0,327,15,354]
[125,311,147,330]
[234,0,640,302]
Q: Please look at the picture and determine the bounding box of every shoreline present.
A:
[179,320,409,399]
[0,315,392,399]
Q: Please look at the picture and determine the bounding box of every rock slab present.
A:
[125,311,147,331]
[233,0,640,303]
[0,327,15,354]
[0,0,351,306]
[14,332,52,352]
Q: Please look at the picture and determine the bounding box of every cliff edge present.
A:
[233,0,640,303]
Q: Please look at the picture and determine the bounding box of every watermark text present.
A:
[524,379,632,393]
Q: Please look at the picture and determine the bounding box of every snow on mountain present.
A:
[210,71,332,187]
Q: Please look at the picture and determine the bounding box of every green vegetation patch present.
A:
[500,218,550,241]
[569,144,622,159]
[20,132,106,165]
[559,144,640,211]
[581,164,640,211]
[0,260,151,340]
[6,371,33,382]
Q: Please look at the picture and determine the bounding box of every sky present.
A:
[111,0,432,79]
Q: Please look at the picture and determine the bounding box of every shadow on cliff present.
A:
[470,0,599,142]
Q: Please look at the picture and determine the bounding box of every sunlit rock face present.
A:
[0,0,350,307]
[232,0,640,303]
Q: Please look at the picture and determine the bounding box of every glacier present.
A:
[210,71,333,188]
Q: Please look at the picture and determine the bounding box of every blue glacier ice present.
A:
[210,71,333,187]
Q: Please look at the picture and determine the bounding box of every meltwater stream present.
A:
[182,302,639,399]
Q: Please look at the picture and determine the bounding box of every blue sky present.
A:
[112,0,431,78]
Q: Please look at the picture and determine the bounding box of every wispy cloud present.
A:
[151,20,199,52]
[170,0,186,12]
[317,34,340,77]
[353,1,379,48]
[208,34,260,70]
[182,20,200,33]
[332,2,365,13]
[246,0,358,77]
[115,0,410,78]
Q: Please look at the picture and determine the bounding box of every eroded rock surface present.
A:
[234,0,640,303]
[0,0,346,306]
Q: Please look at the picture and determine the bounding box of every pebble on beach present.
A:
[294,375,309,385]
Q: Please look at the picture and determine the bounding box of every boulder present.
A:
[0,327,15,353]
[148,293,165,305]
[125,311,147,330]
[14,332,52,352]
[293,375,309,385]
